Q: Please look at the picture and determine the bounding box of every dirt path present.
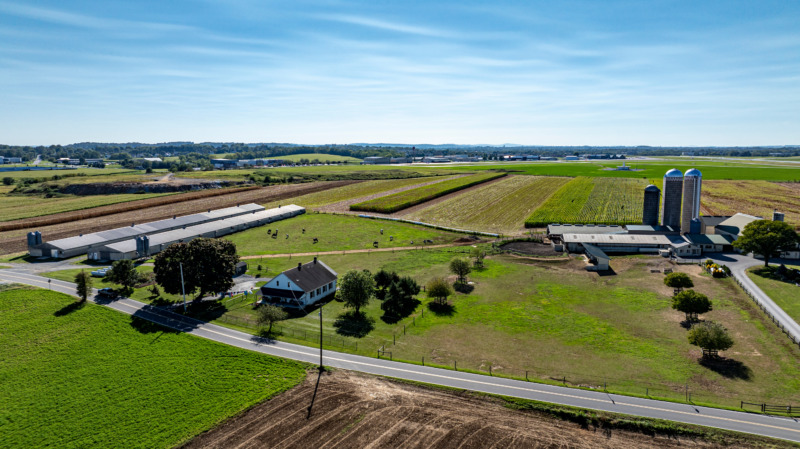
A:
[181,370,760,449]
[0,181,359,255]
[315,175,465,214]
[240,240,483,260]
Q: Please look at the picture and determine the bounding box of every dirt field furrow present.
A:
[181,371,778,449]
[0,181,357,255]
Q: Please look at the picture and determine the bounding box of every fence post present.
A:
[404,325,406,335]
[562,376,566,385]
[489,365,492,376]
[455,361,457,371]
[525,370,528,381]
[393,334,395,345]
[422,356,424,366]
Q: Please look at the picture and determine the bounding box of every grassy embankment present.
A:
[350,172,506,213]
[405,175,571,234]
[0,286,308,449]
[747,265,800,325]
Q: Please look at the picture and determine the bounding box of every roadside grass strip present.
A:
[350,172,506,214]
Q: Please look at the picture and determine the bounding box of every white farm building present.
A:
[27,204,305,260]
[258,257,337,308]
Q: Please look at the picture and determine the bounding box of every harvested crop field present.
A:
[350,173,506,214]
[182,370,778,449]
[701,180,800,227]
[406,176,570,234]
[500,240,562,256]
[0,181,356,255]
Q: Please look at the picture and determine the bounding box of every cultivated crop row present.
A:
[525,177,647,227]
[407,176,571,233]
[350,173,506,214]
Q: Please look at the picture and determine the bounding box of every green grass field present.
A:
[406,175,571,234]
[351,173,506,213]
[224,213,463,256]
[0,286,308,449]
[0,167,137,180]
[525,177,648,227]
[449,160,800,181]
[747,266,800,325]
[187,248,800,409]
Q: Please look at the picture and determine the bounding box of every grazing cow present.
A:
[267,229,271,235]
[302,228,306,234]
[313,237,319,244]
[380,229,384,235]
[389,236,394,241]
[424,239,434,244]
[373,241,379,248]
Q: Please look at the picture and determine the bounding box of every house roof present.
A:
[684,234,734,245]
[547,224,625,235]
[281,259,337,292]
[716,213,762,236]
[563,233,673,245]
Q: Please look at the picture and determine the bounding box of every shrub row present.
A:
[350,173,506,214]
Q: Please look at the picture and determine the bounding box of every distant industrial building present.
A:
[642,185,660,226]
[361,156,411,164]
[27,204,304,260]
[661,169,683,228]
[1,156,23,164]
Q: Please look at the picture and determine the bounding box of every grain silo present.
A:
[661,169,683,228]
[642,185,660,226]
[681,168,702,234]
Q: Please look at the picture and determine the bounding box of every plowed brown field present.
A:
[182,370,776,449]
[0,181,357,255]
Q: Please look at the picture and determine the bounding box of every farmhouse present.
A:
[258,257,337,308]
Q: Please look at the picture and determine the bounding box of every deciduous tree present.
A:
[154,238,239,300]
[106,259,139,292]
[664,272,693,294]
[449,258,471,284]
[257,304,288,333]
[733,220,800,267]
[74,270,93,302]
[688,322,734,358]
[427,277,453,305]
[339,269,375,314]
[672,290,712,322]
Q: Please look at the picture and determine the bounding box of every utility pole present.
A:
[180,262,186,313]
[318,303,323,371]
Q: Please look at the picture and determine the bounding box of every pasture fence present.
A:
[730,272,800,348]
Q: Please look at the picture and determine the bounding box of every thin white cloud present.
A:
[314,13,454,38]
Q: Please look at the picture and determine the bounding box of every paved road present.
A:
[707,252,800,345]
[2,269,800,443]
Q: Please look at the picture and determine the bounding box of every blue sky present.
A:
[1,0,798,146]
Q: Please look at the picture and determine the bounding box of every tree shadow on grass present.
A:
[699,357,753,380]
[54,300,85,317]
[129,315,181,335]
[453,282,474,294]
[427,301,455,317]
[333,310,374,338]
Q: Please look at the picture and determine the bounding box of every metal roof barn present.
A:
[94,204,305,261]
[28,203,267,258]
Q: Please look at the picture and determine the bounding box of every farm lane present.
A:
[707,253,800,345]
[2,270,800,443]
[239,240,484,260]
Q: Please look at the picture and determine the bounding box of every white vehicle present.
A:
[91,267,111,277]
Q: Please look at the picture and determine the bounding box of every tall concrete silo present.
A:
[661,169,683,228]
[642,184,660,226]
[681,168,702,234]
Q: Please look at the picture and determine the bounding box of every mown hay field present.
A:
[526,177,648,227]
[351,172,506,213]
[701,180,800,227]
[405,175,571,234]
[260,176,447,210]
[0,287,307,449]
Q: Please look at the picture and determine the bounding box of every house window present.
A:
[276,281,279,286]
[310,291,315,298]
[316,288,321,295]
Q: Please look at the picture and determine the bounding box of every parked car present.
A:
[97,288,118,299]
[91,267,111,277]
